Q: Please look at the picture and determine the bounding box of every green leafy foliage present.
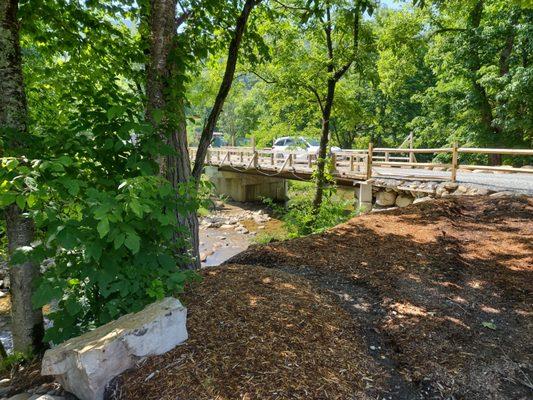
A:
[1,119,201,344]
[263,182,356,238]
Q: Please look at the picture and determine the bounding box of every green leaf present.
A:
[124,233,140,254]
[15,195,26,210]
[157,253,176,269]
[32,281,63,308]
[27,193,38,207]
[0,193,16,207]
[65,298,83,316]
[114,232,126,249]
[129,198,143,218]
[86,241,103,261]
[107,105,127,120]
[97,218,110,238]
[482,321,497,330]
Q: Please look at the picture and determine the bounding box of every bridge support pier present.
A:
[355,182,373,212]
[205,166,288,202]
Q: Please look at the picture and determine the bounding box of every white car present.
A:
[271,136,340,160]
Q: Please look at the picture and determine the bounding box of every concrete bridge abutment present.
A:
[205,166,288,202]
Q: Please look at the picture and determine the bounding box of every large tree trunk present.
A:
[5,207,44,352]
[145,0,200,268]
[0,0,44,353]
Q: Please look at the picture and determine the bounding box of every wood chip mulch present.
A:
[229,195,533,399]
[111,265,383,400]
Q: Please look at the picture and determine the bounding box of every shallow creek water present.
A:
[199,201,283,267]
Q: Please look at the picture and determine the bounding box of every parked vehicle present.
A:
[271,136,340,159]
[211,132,228,148]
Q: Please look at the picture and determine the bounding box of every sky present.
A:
[380,0,403,9]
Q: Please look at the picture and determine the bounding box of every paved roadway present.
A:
[373,167,533,195]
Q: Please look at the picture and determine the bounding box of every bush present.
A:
[263,183,356,238]
[1,111,202,344]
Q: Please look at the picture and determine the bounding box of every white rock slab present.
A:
[41,297,187,400]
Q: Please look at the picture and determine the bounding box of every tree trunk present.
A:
[192,0,259,181]
[0,0,44,353]
[145,0,200,268]
[5,206,44,353]
[312,2,360,213]
[312,79,336,212]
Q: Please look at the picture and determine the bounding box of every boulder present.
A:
[395,195,414,208]
[442,182,458,191]
[375,191,397,207]
[413,196,433,204]
[41,298,187,400]
[489,191,514,198]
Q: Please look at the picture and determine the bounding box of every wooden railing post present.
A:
[331,152,337,172]
[366,142,373,180]
[350,155,354,171]
[307,154,313,169]
[451,142,458,182]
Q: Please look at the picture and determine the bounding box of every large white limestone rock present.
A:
[395,194,414,208]
[375,190,397,206]
[41,297,187,400]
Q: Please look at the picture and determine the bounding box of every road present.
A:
[374,167,533,194]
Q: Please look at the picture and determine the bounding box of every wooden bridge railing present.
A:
[190,144,533,183]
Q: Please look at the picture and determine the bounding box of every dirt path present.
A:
[275,264,421,399]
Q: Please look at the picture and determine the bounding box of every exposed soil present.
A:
[115,195,532,400]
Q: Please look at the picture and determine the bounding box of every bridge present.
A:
[190,144,533,208]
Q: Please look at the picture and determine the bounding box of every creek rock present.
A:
[375,191,397,206]
[41,297,188,400]
[490,191,514,198]
[395,195,414,208]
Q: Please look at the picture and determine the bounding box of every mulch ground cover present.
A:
[229,195,533,399]
[6,196,531,399]
[111,265,383,400]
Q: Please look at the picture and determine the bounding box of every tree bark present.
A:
[145,0,200,268]
[5,206,44,353]
[312,78,336,211]
[0,0,44,353]
[192,0,259,181]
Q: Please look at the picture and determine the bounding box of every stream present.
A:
[199,201,282,267]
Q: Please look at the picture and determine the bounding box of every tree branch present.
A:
[248,70,277,84]
[306,85,325,114]
[333,1,361,82]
